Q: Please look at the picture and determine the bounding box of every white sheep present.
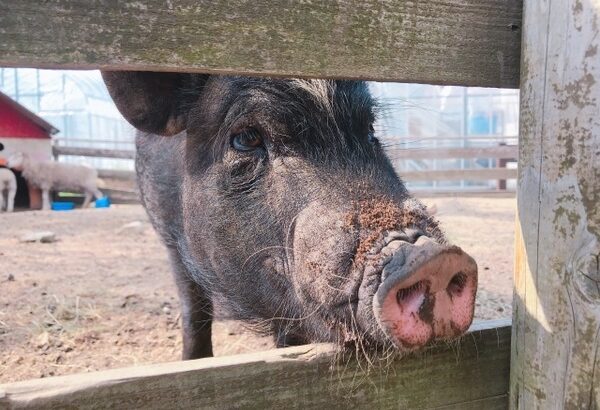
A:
[8,152,103,210]
[0,168,17,212]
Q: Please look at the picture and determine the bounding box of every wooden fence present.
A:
[390,144,517,187]
[0,320,511,409]
[1,0,598,409]
[52,140,136,180]
[53,146,135,160]
[50,143,138,202]
[52,142,518,189]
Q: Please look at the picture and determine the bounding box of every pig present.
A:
[102,72,478,360]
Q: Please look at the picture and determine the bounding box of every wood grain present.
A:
[53,146,135,160]
[401,168,517,182]
[0,0,522,87]
[387,145,518,160]
[510,0,600,407]
[0,320,511,409]
[97,169,136,180]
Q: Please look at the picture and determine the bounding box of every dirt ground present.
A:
[0,196,515,383]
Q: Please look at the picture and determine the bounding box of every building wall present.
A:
[0,137,52,162]
[0,98,49,139]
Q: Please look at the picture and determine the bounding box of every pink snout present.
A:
[373,236,477,349]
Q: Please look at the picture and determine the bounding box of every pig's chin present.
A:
[301,237,405,349]
[352,240,402,347]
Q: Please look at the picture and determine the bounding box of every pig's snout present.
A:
[373,236,477,349]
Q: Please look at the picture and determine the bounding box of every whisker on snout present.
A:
[241,246,293,270]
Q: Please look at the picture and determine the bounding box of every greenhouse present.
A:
[0,68,519,190]
[0,68,135,170]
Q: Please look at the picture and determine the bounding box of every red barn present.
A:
[0,91,58,158]
[0,91,59,208]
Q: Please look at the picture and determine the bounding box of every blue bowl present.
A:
[52,201,75,211]
[95,196,111,208]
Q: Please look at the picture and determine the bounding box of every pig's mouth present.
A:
[351,233,478,352]
[291,198,476,352]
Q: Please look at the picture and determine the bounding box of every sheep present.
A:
[0,168,16,212]
[8,152,103,210]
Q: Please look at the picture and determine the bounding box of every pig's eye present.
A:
[231,128,264,152]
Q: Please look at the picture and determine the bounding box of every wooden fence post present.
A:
[511,0,600,408]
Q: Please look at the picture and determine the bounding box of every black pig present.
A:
[102,72,478,359]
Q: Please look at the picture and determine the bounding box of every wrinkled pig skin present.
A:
[102,72,477,359]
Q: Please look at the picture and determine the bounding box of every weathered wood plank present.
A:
[414,190,516,198]
[0,0,522,87]
[510,0,600,408]
[387,145,518,160]
[53,146,135,160]
[0,320,511,409]
[53,138,134,147]
[54,145,517,163]
[401,168,517,182]
[99,188,139,204]
[97,169,136,180]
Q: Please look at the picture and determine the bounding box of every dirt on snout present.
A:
[346,198,439,265]
[0,196,515,383]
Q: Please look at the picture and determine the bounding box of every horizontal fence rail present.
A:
[53,138,135,147]
[53,146,135,160]
[388,145,518,160]
[97,169,136,180]
[53,144,518,162]
[401,167,517,182]
[52,141,137,181]
[51,141,519,184]
[0,0,522,88]
[390,143,518,188]
[0,319,511,409]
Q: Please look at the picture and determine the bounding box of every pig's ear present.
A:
[101,71,208,136]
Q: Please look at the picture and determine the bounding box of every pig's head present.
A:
[103,72,477,352]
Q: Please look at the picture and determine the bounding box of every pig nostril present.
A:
[396,280,427,303]
[447,272,468,297]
